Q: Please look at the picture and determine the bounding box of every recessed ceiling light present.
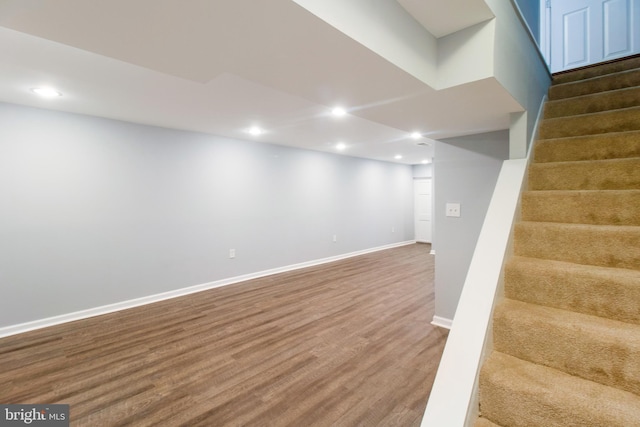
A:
[336,142,346,151]
[247,126,263,136]
[331,107,347,117]
[31,87,62,98]
[394,155,403,160]
[421,159,430,164]
[411,132,422,139]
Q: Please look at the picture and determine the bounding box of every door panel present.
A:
[604,0,632,58]
[550,0,640,72]
[563,7,590,68]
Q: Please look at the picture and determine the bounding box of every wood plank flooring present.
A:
[0,243,447,426]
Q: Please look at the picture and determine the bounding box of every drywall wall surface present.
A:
[514,0,541,44]
[486,0,550,154]
[0,102,414,328]
[292,0,437,86]
[433,130,509,321]
[412,163,433,178]
[437,19,495,90]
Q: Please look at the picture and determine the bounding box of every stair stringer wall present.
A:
[420,99,543,427]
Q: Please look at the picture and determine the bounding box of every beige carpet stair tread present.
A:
[552,56,640,84]
[539,106,640,139]
[474,417,502,427]
[549,68,640,101]
[521,190,640,225]
[544,86,640,119]
[514,221,640,270]
[528,157,640,191]
[478,56,640,427]
[505,256,640,324]
[479,352,640,427]
[534,130,640,163]
[494,299,640,395]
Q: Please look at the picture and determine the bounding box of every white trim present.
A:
[430,249,436,255]
[431,316,452,329]
[421,158,528,427]
[541,0,552,66]
[0,240,415,339]
[421,95,545,427]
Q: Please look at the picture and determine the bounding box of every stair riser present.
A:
[549,68,640,100]
[544,87,640,119]
[493,301,640,396]
[514,223,640,270]
[480,353,640,427]
[521,191,640,225]
[479,56,640,427]
[535,131,640,163]
[528,158,640,191]
[552,56,640,84]
[539,108,640,139]
[505,257,640,325]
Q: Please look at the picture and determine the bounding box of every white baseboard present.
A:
[0,240,416,339]
[431,315,452,329]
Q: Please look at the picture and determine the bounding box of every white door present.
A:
[414,179,432,243]
[549,0,640,72]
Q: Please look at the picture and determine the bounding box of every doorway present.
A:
[414,178,432,243]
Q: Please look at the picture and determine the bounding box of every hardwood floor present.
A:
[0,243,447,426]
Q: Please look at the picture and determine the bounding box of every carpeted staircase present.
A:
[476,56,640,426]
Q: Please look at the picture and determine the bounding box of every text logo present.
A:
[1,405,69,426]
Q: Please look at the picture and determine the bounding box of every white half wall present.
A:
[422,156,528,427]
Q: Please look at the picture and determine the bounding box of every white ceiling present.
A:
[0,0,519,165]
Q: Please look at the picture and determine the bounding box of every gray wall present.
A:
[433,131,509,321]
[514,0,541,44]
[412,163,432,178]
[0,102,414,328]
[486,0,550,156]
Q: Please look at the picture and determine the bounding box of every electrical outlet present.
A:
[333,234,337,242]
[391,226,395,233]
[446,203,461,218]
[229,249,236,258]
